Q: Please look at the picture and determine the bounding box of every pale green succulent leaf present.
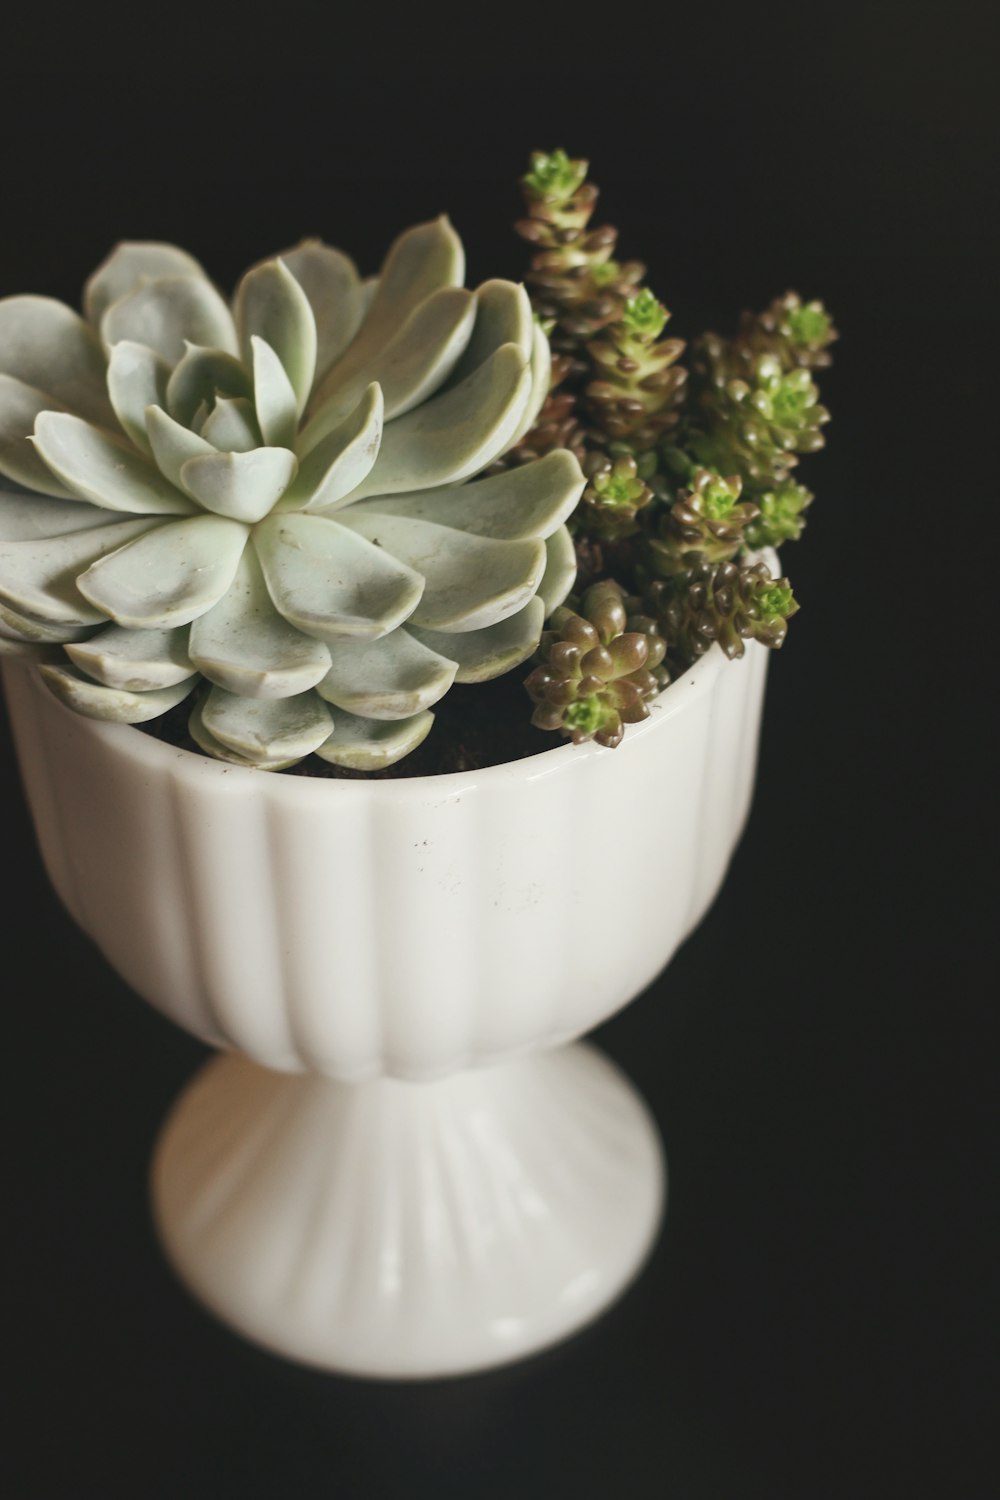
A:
[0,625,56,658]
[299,287,475,453]
[145,404,217,490]
[165,343,251,428]
[188,545,332,700]
[233,258,317,415]
[277,239,365,385]
[313,706,434,771]
[251,336,298,450]
[187,698,295,769]
[315,625,457,720]
[33,411,196,515]
[0,488,115,541]
[100,275,239,362]
[253,512,423,642]
[508,321,553,447]
[537,524,578,616]
[200,396,262,454]
[0,516,160,627]
[39,662,198,723]
[106,342,171,455]
[409,595,545,684]
[77,514,249,628]
[337,510,545,633]
[445,280,533,387]
[352,448,585,541]
[347,344,532,500]
[0,295,114,428]
[308,217,464,415]
[66,623,193,690]
[0,375,76,496]
[199,684,333,764]
[0,599,97,645]
[179,447,297,523]
[83,242,208,327]
[283,383,383,513]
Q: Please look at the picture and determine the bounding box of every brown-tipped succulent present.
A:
[524,579,667,748]
[737,292,838,372]
[646,469,760,576]
[576,453,655,540]
[642,562,799,666]
[585,289,687,450]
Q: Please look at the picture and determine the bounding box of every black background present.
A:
[2,7,997,1497]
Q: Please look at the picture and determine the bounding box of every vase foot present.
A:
[150,1043,665,1379]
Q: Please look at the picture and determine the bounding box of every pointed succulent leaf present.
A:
[233,258,317,415]
[537,525,577,616]
[66,623,193,691]
[277,239,365,384]
[101,275,238,362]
[315,625,457,719]
[200,396,262,454]
[179,447,297,523]
[0,517,162,626]
[0,296,113,427]
[313,706,434,771]
[0,489,116,541]
[410,595,545,684]
[145,404,217,490]
[199,684,333,764]
[77,514,249,628]
[253,512,423,643]
[165,343,251,428]
[83,242,208,326]
[188,545,332,699]
[106,342,171,454]
[348,344,532,499]
[251,336,298,450]
[353,448,584,540]
[33,411,196,515]
[282,384,383,513]
[299,287,475,451]
[0,375,76,495]
[337,510,545,632]
[308,217,464,413]
[446,280,533,387]
[39,662,198,723]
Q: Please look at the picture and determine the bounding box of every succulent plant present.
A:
[646,468,761,576]
[641,561,799,665]
[0,222,584,769]
[524,579,667,748]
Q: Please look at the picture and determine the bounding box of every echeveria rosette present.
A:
[0,222,583,770]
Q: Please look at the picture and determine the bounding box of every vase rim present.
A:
[6,637,740,803]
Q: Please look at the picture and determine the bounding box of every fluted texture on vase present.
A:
[3,635,768,1080]
[151,1042,664,1377]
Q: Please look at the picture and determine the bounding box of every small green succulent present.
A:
[0,224,585,769]
[641,561,800,664]
[646,468,761,577]
[524,579,667,748]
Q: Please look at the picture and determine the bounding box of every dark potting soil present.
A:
[140,670,556,779]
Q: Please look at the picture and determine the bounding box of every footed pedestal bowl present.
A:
[2,632,768,1379]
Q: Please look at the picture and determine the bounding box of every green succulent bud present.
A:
[739,292,838,371]
[646,468,760,576]
[621,289,669,341]
[522,149,589,204]
[745,479,813,547]
[524,581,667,748]
[575,455,655,540]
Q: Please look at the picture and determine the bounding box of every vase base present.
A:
[150,1043,665,1379]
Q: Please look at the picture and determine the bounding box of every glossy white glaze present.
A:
[3,629,769,1376]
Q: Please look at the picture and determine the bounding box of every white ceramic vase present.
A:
[2,628,769,1379]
